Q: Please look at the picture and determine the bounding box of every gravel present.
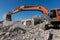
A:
[0,21,60,40]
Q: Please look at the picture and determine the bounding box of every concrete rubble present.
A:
[0,16,60,40]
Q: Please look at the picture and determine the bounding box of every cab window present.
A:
[58,9,60,16]
[49,10,56,18]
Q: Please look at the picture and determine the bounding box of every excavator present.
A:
[4,5,60,29]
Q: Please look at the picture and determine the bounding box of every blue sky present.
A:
[0,0,60,21]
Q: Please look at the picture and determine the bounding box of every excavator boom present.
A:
[4,6,48,21]
[13,6,48,16]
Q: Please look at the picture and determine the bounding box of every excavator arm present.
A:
[13,6,48,16]
[4,6,48,21]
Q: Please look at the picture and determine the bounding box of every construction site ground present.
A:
[0,20,60,40]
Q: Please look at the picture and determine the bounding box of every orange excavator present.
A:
[4,5,60,29]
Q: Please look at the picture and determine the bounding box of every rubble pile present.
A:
[0,16,60,40]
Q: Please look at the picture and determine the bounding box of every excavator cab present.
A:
[48,9,60,26]
[45,9,60,30]
[49,9,60,21]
